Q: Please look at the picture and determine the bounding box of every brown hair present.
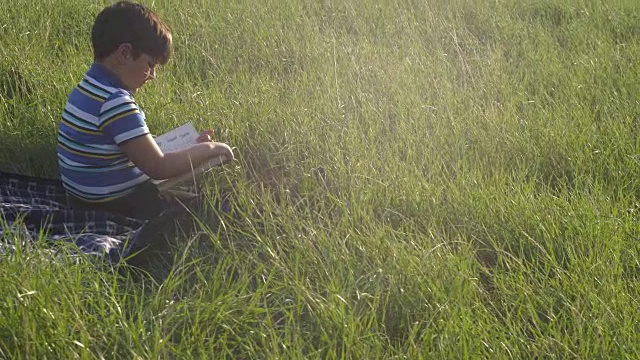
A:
[91,1,172,64]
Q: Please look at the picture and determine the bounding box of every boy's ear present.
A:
[114,43,134,62]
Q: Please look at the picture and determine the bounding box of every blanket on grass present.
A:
[0,171,150,262]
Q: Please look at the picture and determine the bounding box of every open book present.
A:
[153,122,226,191]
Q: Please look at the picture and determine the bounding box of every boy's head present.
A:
[92,1,172,91]
[92,1,172,64]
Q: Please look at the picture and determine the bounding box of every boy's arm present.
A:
[120,134,234,180]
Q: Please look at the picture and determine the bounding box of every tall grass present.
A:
[1,0,639,358]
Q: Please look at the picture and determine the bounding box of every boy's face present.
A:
[120,52,158,92]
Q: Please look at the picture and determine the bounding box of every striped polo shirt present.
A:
[57,63,151,202]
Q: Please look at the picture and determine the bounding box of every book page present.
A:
[154,122,199,153]
[152,122,226,189]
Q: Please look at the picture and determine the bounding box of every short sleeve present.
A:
[98,92,150,145]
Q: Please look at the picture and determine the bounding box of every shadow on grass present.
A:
[0,60,59,177]
[0,131,59,178]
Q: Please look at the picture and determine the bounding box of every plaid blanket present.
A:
[0,171,150,262]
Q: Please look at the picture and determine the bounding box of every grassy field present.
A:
[1,0,639,358]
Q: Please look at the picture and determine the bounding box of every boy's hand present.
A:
[196,129,215,143]
[210,142,235,163]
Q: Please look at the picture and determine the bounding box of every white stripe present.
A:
[84,75,119,94]
[58,135,119,155]
[113,127,149,144]
[61,173,149,195]
[66,103,99,125]
[102,94,136,112]
[59,159,91,170]
[61,113,98,131]
[88,143,120,151]
[80,80,110,98]
[58,158,131,171]
[58,153,126,167]
[100,103,139,121]
[58,154,89,166]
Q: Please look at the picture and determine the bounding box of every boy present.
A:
[58,1,234,219]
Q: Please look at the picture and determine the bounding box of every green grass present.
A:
[1,0,639,358]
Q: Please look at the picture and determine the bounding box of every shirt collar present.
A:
[87,62,129,92]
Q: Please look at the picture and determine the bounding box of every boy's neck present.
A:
[94,58,130,91]
[96,58,121,78]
